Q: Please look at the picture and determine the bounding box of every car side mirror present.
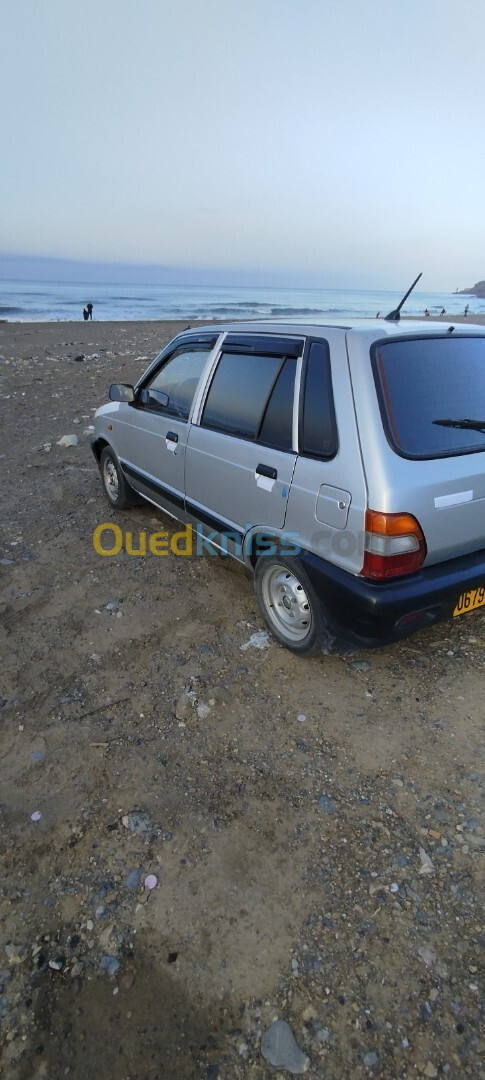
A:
[109,383,135,403]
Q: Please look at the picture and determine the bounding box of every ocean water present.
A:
[0,279,483,323]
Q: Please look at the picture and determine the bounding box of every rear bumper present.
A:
[299,547,485,648]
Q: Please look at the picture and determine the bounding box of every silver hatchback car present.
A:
[92,319,485,656]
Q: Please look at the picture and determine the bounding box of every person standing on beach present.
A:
[464,304,469,317]
[86,302,93,319]
[83,307,89,321]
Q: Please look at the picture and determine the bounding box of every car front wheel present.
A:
[100,446,140,509]
[254,555,322,656]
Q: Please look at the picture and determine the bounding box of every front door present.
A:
[115,339,216,519]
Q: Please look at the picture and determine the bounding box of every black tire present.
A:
[99,446,141,509]
[253,554,323,656]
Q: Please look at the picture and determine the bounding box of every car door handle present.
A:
[256,463,277,480]
[166,431,178,443]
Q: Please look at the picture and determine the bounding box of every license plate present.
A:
[453,586,485,617]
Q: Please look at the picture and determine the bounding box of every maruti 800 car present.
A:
[92,317,485,656]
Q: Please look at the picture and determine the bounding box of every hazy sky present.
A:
[2,0,484,289]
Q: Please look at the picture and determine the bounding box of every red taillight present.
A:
[361,510,426,580]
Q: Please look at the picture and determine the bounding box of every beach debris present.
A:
[5,944,27,966]
[100,955,120,977]
[418,944,437,967]
[261,1019,309,1074]
[125,868,142,892]
[240,630,271,651]
[196,702,211,719]
[175,687,197,720]
[48,957,64,971]
[57,434,78,448]
[30,811,42,822]
[144,874,158,890]
[73,354,85,362]
[297,713,306,722]
[121,811,154,839]
[419,847,434,874]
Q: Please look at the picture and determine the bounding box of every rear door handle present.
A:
[166,431,178,443]
[256,463,277,480]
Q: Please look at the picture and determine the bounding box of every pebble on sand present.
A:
[57,434,78,448]
[261,1019,309,1075]
[240,630,271,651]
[100,955,120,977]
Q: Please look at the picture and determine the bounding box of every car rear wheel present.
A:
[254,555,322,656]
[100,446,140,509]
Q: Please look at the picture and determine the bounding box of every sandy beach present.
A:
[1,319,484,1079]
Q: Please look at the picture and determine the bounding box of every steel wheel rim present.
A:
[103,457,119,502]
[261,563,312,642]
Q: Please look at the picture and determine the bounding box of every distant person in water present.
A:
[424,308,430,317]
[464,304,469,317]
[86,302,93,319]
[375,311,381,318]
[440,307,446,315]
[83,307,89,321]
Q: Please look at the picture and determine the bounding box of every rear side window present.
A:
[300,340,337,458]
[201,352,295,448]
[373,336,485,458]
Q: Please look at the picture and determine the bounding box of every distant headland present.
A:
[457,280,485,298]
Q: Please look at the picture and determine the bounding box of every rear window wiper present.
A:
[432,418,485,433]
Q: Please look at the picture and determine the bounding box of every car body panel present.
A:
[185,425,297,540]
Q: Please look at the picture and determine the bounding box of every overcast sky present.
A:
[1,0,484,290]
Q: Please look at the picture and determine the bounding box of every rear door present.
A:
[284,333,368,575]
[185,334,304,554]
[114,337,217,519]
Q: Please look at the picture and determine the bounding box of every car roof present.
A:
[180,317,485,340]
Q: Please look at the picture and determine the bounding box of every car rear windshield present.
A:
[372,335,485,459]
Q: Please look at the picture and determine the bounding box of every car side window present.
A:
[300,340,338,458]
[139,345,212,421]
[201,352,285,440]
